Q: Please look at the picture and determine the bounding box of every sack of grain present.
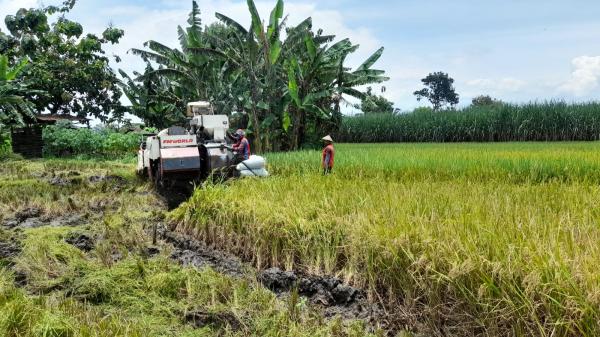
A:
[238,168,269,177]
[236,155,266,171]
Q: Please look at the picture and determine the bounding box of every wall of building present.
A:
[11,126,43,158]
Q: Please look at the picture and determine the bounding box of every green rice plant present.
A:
[172,142,600,336]
[14,227,88,293]
[32,311,76,337]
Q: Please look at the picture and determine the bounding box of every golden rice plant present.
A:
[172,142,600,336]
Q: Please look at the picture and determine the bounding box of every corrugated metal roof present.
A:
[35,114,89,122]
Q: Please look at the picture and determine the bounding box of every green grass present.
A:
[0,131,11,158]
[172,142,600,336]
[0,158,380,337]
[337,102,600,143]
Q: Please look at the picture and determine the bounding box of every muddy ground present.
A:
[152,186,394,330]
[0,238,20,261]
[1,213,393,334]
[159,225,392,332]
[3,209,86,229]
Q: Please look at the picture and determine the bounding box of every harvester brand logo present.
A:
[162,139,194,144]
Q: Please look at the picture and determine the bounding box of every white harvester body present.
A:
[136,101,267,186]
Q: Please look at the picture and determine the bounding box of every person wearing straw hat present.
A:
[321,135,335,175]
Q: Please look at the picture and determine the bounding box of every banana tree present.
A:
[0,54,37,129]
[128,2,224,105]
[283,29,388,149]
[123,0,390,152]
[118,65,182,129]
[209,0,287,153]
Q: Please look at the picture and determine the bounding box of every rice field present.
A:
[172,142,600,336]
[0,159,377,337]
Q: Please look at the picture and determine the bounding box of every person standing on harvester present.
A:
[322,135,335,175]
[232,129,251,160]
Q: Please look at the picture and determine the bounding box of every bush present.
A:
[0,131,11,158]
[43,124,140,158]
[336,101,600,142]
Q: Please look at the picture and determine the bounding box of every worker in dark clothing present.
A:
[232,129,251,160]
[321,135,335,175]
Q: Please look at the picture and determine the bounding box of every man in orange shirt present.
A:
[321,135,335,175]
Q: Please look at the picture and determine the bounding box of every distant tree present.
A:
[358,87,396,114]
[1,1,125,122]
[471,95,502,107]
[412,106,434,114]
[413,72,459,110]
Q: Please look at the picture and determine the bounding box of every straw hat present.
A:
[322,135,333,142]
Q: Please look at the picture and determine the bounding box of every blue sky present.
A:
[2,0,600,113]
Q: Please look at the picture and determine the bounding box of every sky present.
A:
[2,0,600,114]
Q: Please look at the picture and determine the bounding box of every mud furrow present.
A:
[157,224,395,334]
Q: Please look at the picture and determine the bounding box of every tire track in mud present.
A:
[155,187,398,334]
[158,224,394,334]
[158,225,247,277]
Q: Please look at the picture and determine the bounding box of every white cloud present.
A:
[0,0,40,17]
[3,0,380,74]
[558,56,600,96]
[100,7,188,74]
[466,77,526,93]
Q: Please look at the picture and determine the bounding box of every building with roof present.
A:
[11,114,89,158]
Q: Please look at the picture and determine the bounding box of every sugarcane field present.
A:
[1,1,600,336]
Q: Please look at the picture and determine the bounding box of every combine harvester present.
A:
[137,101,268,187]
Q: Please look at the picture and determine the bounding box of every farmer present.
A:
[232,129,251,161]
[321,135,335,175]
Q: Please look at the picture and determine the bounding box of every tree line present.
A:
[3,0,581,152]
[0,1,125,128]
[120,0,388,151]
[0,0,390,153]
